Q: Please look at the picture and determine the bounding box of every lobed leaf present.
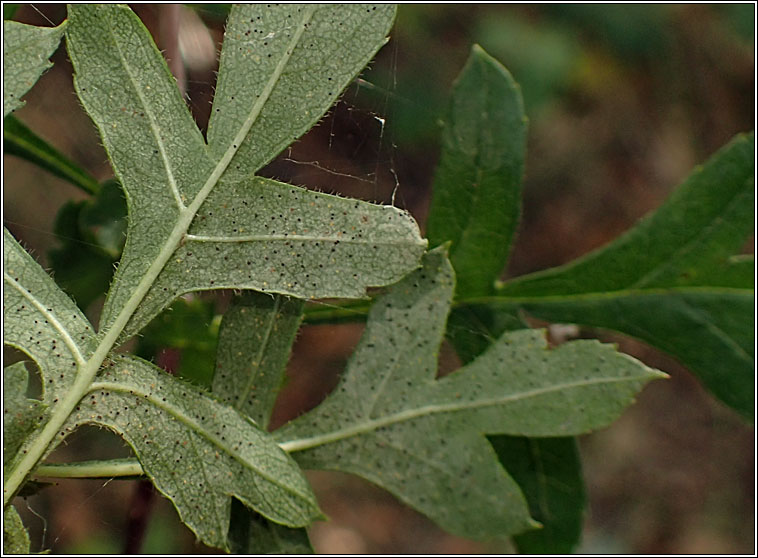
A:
[124,176,425,340]
[62,354,321,551]
[207,4,396,182]
[495,133,755,418]
[3,229,97,407]
[425,45,585,551]
[64,4,423,344]
[426,44,527,297]
[274,248,664,540]
[3,19,65,117]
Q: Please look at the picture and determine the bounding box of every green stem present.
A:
[35,459,145,479]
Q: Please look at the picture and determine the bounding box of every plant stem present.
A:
[34,459,145,479]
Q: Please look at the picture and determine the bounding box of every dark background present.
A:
[4,4,755,554]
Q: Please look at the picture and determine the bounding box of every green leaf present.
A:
[3,114,101,195]
[136,297,219,388]
[78,179,127,258]
[48,179,126,310]
[213,292,304,428]
[3,362,48,470]
[274,248,664,540]
[491,436,586,554]
[228,499,314,555]
[428,47,585,553]
[64,4,424,343]
[123,176,425,340]
[207,4,396,182]
[426,44,527,297]
[496,133,755,418]
[4,3,417,535]
[3,4,20,20]
[213,292,307,551]
[3,505,30,554]
[3,229,98,408]
[3,19,65,117]
[62,354,321,551]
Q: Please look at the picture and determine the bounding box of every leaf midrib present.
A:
[88,380,313,505]
[4,272,87,366]
[278,374,653,453]
[3,6,318,506]
[186,233,426,246]
[106,15,185,211]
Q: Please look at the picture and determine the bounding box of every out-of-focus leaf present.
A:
[78,179,127,257]
[491,436,586,554]
[48,180,126,310]
[275,248,664,540]
[213,292,304,427]
[136,297,219,388]
[3,19,66,116]
[496,133,755,419]
[228,499,314,555]
[3,114,100,195]
[63,354,321,551]
[213,292,308,551]
[3,4,20,20]
[426,45,527,297]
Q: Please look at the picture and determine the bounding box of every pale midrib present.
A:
[89,380,311,503]
[278,375,643,453]
[29,372,650,479]
[186,233,426,246]
[4,272,86,366]
[108,21,185,211]
[3,8,316,506]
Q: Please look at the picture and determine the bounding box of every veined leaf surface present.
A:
[495,133,755,418]
[3,362,48,471]
[274,248,664,539]
[62,354,321,550]
[3,19,65,116]
[3,505,30,554]
[213,291,304,427]
[3,229,97,408]
[64,4,422,343]
[426,44,527,297]
[213,292,311,551]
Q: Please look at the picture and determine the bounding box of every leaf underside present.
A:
[275,248,663,540]
[63,355,321,550]
[4,4,415,551]
[3,19,65,117]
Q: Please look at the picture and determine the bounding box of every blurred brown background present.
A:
[4,3,755,554]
